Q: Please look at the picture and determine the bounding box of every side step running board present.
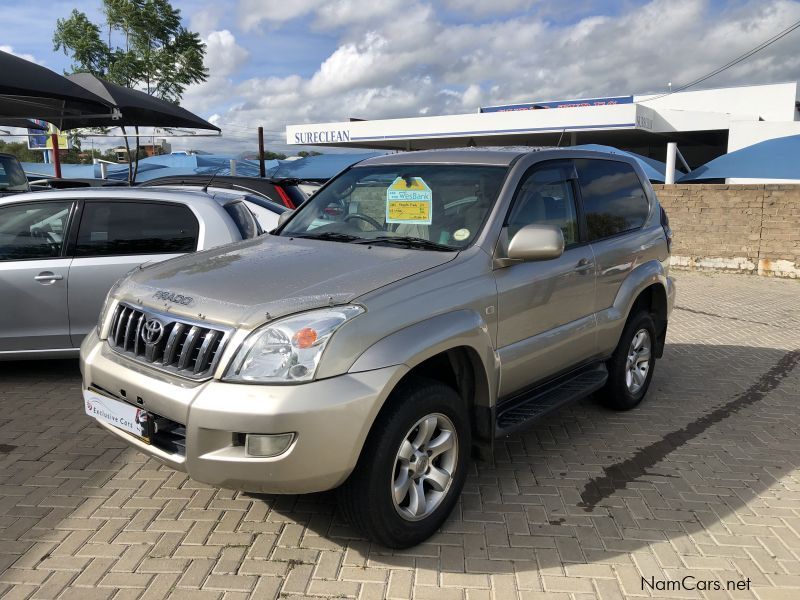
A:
[495,364,608,437]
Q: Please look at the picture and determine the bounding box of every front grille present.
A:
[108,303,231,379]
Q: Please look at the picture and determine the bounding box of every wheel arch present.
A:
[597,260,670,359]
[629,282,668,358]
[348,310,499,460]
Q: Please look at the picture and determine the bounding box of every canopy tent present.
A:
[0,50,114,127]
[572,144,670,182]
[63,74,219,131]
[21,154,279,183]
[680,134,800,182]
[266,152,384,181]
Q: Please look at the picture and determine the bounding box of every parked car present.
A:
[141,178,288,231]
[80,148,675,547]
[142,175,312,209]
[0,153,31,196]
[0,187,266,359]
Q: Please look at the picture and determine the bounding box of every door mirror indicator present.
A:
[507,224,565,261]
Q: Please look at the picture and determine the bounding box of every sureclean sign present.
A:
[293,129,351,144]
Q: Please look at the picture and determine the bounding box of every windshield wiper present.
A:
[356,236,456,251]
[291,231,361,243]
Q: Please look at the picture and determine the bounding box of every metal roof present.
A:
[0,185,242,207]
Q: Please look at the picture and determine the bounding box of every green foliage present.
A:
[0,140,43,163]
[53,0,208,102]
[297,150,322,157]
[53,10,107,74]
[241,150,288,160]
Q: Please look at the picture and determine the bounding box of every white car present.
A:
[0,186,272,359]
[152,184,287,232]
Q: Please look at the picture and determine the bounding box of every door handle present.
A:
[34,272,63,283]
[575,258,593,273]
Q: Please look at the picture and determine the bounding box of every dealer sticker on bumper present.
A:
[83,390,148,440]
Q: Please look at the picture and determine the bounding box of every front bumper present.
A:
[80,329,408,494]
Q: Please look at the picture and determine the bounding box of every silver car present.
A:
[0,187,273,359]
[81,148,675,547]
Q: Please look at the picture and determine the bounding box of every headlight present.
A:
[97,281,123,334]
[97,294,113,332]
[224,306,364,383]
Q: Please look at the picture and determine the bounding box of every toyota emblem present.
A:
[142,319,164,345]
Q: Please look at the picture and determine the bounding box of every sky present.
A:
[2,0,800,154]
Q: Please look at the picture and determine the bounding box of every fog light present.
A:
[245,433,294,457]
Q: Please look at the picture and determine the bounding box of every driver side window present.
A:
[507,163,579,246]
[0,201,73,261]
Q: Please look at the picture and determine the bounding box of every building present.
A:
[286,82,800,173]
[113,138,172,163]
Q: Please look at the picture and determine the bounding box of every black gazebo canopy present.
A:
[0,50,114,126]
[64,73,219,131]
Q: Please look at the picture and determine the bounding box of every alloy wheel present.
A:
[391,413,458,521]
[625,328,651,394]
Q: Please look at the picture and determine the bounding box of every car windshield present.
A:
[280,164,508,249]
[0,156,29,191]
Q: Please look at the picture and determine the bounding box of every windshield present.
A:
[0,157,29,192]
[280,164,508,249]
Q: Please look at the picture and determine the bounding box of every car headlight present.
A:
[224,306,364,383]
[97,294,113,332]
[97,281,124,335]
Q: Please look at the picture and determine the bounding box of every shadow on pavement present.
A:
[0,342,798,584]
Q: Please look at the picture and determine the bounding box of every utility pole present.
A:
[258,126,266,178]
[49,123,62,179]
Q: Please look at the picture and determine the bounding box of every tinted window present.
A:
[224,201,260,239]
[75,201,199,257]
[507,162,579,245]
[0,156,29,192]
[0,201,72,261]
[575,159,649,240]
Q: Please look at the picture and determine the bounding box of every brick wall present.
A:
[653,184,800,278]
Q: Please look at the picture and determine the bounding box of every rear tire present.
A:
[338,377,470,548]
[599,310,656,410]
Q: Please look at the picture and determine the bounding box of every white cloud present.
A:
[443,0,539,14]
[204,30,250,77]
[239,0,325,29]
[189,4,222,35]
[239,0,422,31]
[187,0,800,153]
[180,30,249,129]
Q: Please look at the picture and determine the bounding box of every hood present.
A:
[116,234,456,328]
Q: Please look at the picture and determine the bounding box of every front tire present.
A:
[338,378,470,548]
[599,310,656,410]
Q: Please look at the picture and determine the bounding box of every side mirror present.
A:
[277,210,294,228]
[507,224,565,261]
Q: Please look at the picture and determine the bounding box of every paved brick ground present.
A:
[1,271,799,600]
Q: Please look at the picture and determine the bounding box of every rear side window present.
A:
[224,201,260,239]
[575,159,649,241]
[0,156,29,191]
[75,201,199,257]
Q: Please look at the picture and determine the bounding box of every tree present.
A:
[0,140,43,163]
[297,150,322,157]
[53,0,208,102]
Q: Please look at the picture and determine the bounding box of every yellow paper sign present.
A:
[386,177,433,225]
[388,201,431,222]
